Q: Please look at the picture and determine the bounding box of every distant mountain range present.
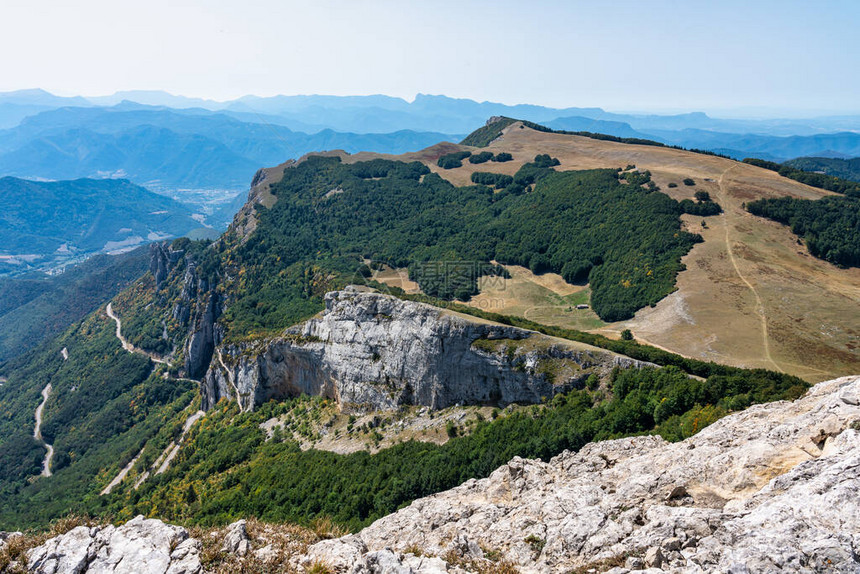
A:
[0,104,461,189]
[0,177,202,274]
[0,91,857,185]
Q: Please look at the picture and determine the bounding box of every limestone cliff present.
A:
[202,287,644,412]
[145,240,222,379]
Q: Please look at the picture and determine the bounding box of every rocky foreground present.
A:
[3,375,859,573]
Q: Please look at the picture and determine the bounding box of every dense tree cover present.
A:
[746,195,860,267]
[743,158,860,197]
[0,312,195,529]
[471,172,514,189]
[437,151,472,169]
[114,363,805,530]
[679,198,722,216]
[223,156,701,333]
[0,177,199,256]
[784,157,860,183]
[468,151,494,164]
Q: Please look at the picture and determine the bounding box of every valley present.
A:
[2,3,859,572]
[0,116,857,573]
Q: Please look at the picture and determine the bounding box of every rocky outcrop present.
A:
[301,540,460,573]
[183,290,221,380]
[26,516,201,574]
[148,243,184,288]
[203,287,640,412]
[145,240,221,380]
[220,519,250,556]
[302,375,860,573]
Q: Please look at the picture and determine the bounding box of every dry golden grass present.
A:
[190,516,330,574]
[323,124,860,381]
[370,266,422,294]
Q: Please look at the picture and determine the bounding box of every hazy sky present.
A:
[1,0,858,115]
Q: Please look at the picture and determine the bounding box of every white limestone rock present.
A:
[26,516,201,574]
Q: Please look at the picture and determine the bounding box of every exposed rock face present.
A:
[203,288,638,412]
[146,240,221,380]
[26,516,201,574]
[184,291,221,380]
[302,375,860,573]
[148,243,184,288]
[300,539,461,573]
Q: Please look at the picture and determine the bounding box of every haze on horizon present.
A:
[1,0,858,117]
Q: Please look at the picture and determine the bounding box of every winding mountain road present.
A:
[131,405,204,491]
[33,384,54,477]
[106,303,168,364]
[101,301,206,493]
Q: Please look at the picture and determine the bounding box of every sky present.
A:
[1,0,858,115]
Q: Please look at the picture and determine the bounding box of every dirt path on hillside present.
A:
[106,303,168,365]
[132,405,204,490]
[34,384,54,477]
[716,166,782,373]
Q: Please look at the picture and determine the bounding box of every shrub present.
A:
[680,199,722,216]
[471,172,514,189]
[533,154,561,168]
[469,151,494,164]
[492,152,513,162]
[683,178,695,186]
[437,151,472,169]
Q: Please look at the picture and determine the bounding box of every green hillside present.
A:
[0,177,200,268]
[0,147,810,532]
[783,156,860,183]
[222,156,702,335]
[0,248,148,362]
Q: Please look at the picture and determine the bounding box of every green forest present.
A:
[743,157,860,197]
[0,312,195,528]
[223,156,702,335]
[783,156,860,183]
[746,195,860,267]
[109,362,804,530]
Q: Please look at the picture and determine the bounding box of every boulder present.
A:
[220,519,250,556]
[26,516,201,574]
